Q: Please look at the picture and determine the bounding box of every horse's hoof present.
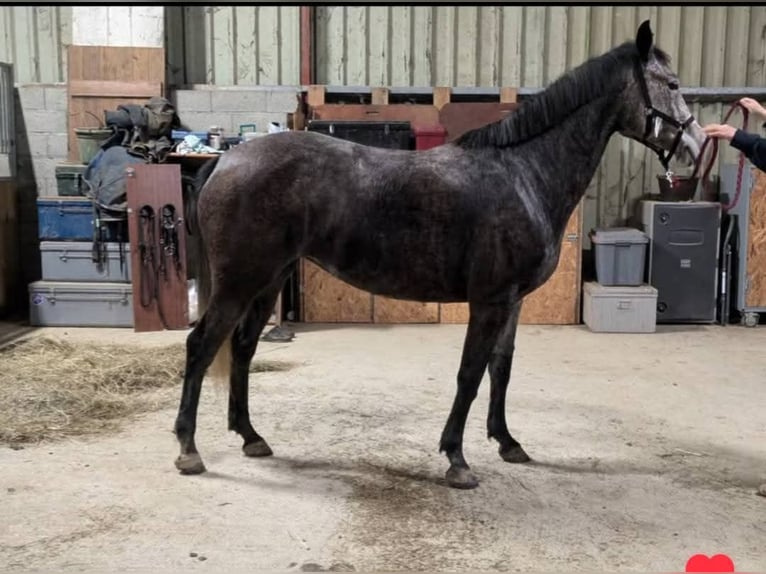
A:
[446,466,479,489]
[175,453,206,475]
[500,444,531,463]
[757,483,766,497]
[243,439,273,457]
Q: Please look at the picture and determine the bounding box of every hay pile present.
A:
[0,337,185,444]
[0,337,293,445]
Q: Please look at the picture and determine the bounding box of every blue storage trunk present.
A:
[37,197,124,241]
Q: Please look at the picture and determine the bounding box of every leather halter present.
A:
[632,56,695,173]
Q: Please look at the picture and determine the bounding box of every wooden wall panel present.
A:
[67,45,165,162]
[438,203,583,326]
[301,260,373,323]
[373,298,439,324]
[746,170,766,308]
[440,303,470,324]
[302,98,582,325]
[520,202,583,324]
[125,164,188,332]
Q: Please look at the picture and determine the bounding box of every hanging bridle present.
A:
[632,56,696,180]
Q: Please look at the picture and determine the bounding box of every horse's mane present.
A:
[455,42,670,149]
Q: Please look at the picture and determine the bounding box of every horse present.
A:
[173,21,706,489]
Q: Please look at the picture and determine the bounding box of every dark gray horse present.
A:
[173,21,706,489]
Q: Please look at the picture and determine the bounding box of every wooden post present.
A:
[300,6,314,85]
[500,87,518,103]
[307,85,326,108]
[432,86,452,110]
[371,87,389,105]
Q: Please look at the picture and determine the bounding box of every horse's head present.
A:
[617,20,706,170]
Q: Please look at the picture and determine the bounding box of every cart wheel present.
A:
[742,312,760,328]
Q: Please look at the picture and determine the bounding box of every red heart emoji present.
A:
[685,554,735,572]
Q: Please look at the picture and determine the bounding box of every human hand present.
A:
[738,97,766,118]
[702,123,737,141]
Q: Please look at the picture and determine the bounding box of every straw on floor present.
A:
[0,336,291,445]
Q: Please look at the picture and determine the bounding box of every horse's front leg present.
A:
[439,301,511,489]
[487,300,531,463]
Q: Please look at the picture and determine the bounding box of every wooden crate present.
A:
[302,85,446,324]
[299,85,582,325]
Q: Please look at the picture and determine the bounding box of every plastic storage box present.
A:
[413,125,447,150]
[40,241,131,282]
[37,197,124,241]
[55,163,88,196]
[590,227,648,286]
[583,281,657,333]
[28,281,133,327]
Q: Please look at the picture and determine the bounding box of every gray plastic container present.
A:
[40,241,131,282]
[590,227,648,286]
[582,281,657,333]
[28,281,133,327]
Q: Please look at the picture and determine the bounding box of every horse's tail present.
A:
[184,156,231,389]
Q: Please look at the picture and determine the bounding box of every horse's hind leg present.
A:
[174,287,251,474]
[439,301,511,489]
[487,301,531,463]
[228,282,284,457]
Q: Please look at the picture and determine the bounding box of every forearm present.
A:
[731,129,766,172]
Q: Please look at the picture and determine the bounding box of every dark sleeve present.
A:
[730,129,766,172]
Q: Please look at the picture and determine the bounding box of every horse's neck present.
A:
[515,95,619,235]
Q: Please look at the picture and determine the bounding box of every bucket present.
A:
[74,128,112,165]
[656,174,698,202]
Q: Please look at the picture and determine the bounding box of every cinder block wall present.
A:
[171,86,300,135]
[14,84,69,296]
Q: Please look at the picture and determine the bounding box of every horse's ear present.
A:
[636,20,654,62]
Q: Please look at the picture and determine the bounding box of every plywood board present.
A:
[438,102,581,326]
[440,302,470,324]
[301,102,442,324]
[301,260,373,323]
[125,164,188,332]
[302,100,580,325]
[373,297,439,324]
[439,203,583,325]
[67,45,165,162]
[746,169,766,308]
[520,202,583,324]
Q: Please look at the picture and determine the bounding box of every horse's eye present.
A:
[668,81,679,90]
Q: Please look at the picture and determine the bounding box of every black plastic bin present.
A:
[307,120,413,150]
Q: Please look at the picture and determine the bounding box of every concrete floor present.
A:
[1,322,765,572]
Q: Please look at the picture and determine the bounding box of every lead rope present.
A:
[691,102,749,212]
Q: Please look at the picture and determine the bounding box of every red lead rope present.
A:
[691,102,750,212]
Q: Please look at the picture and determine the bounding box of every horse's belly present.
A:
[306,240,467,303]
